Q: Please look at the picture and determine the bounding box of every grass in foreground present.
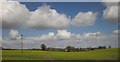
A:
[2,48,119,60]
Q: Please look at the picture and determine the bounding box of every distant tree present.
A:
[66,46,74,52]
[98,46,102,49]
[91,48,94,50]
[41,44,46,51]
[109,46,111,48]
[103,46,106,49]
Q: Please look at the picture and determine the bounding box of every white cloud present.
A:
[9,29,103,42]
[9,29,21,40]
[103,6,118,24]
[113,29,120,35]
[71,12,97,26]
[1,0,8,1]
[101,0,120,2]
[0,0,15,2]
[82,32,102,41]
[28,30,72,41]
[39,32,56,41]
[56,30,72,39]
[1,1,100,29]
[2,30,118,48]
[84,32,101,37]
[1,1,31,29]
[7,29,104,42]
[28,4,70,29]
[1,1,70,29]
[103,2,119,25]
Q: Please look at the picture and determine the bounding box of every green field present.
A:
[2,48,119,60]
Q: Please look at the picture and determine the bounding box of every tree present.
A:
[66,46,74,52]
[109,46,111,48]
[41,44,46,51]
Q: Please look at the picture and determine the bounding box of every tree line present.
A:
[1,44,111,51]
[40,44,111,52]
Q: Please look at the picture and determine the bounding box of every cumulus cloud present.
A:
[29,30,103,42]
[71,12,97,26]
[103,2,119,25]
[56,30,72,39]
[103,6,118,24]
[81,32,103,41]
[101,0,120,2]
[2,29,118,48]
[84,32,102,38]
[113,29,120,35]
[8,29,103,42]
[1,1,69,29]
[1,1,31,29]
[1,1,100,29]
[26,30,72,41]
[39,32,56,41]
[28,4,70,29]
[9,29,21,40]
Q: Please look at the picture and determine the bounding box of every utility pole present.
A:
[21,35,23,53]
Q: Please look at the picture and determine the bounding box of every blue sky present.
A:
[2,2,118,47]
[3,2,118,37]
[2,2,118,38]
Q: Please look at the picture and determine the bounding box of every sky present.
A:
[0,1,119,49]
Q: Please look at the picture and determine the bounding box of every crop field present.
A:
[2,48,119,60]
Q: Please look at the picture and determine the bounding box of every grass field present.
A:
[2,48,119,60]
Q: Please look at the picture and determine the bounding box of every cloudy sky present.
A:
[1,0,119,49]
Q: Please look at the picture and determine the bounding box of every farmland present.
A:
[2,48,119,60]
